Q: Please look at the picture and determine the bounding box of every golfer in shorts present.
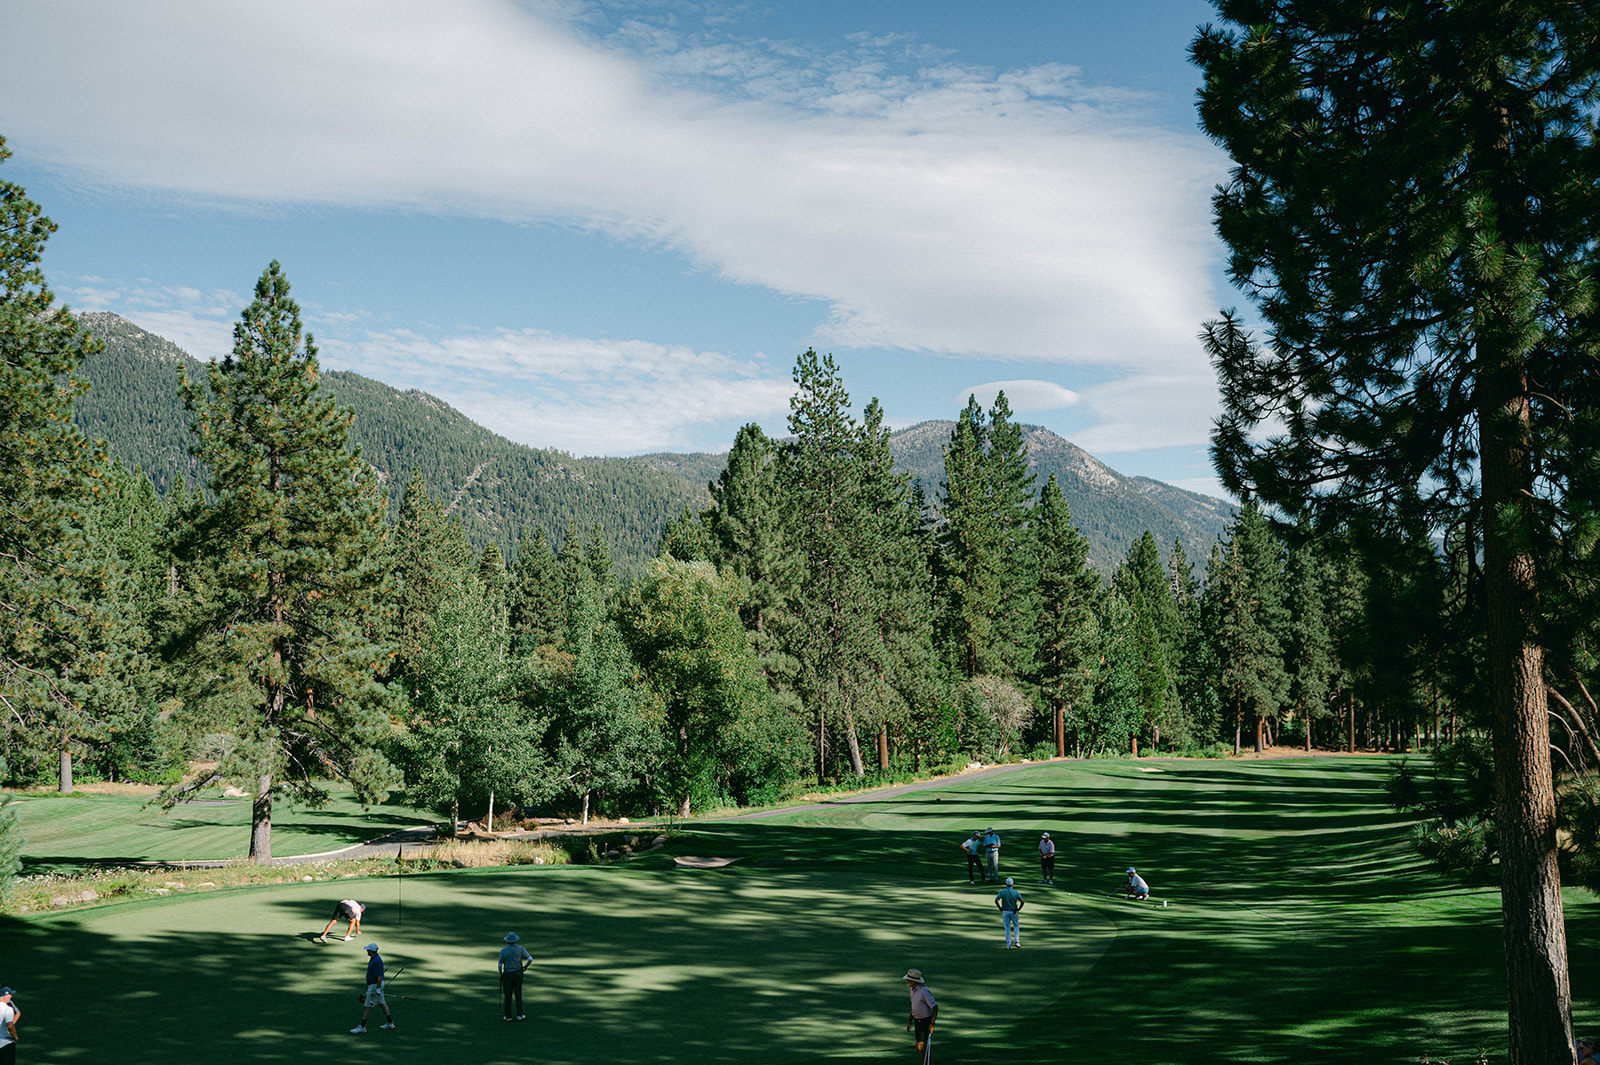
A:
[498,932,534,1021]
[321,898,365,942]
[995,877,1025,948]
[902,969,937,1062]
[351,943,396,1034]
[1124,867,1150,900]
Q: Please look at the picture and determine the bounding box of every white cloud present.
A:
[956,380,1079,413]
[4,0,1228,459]
[1071,368,1221,455]
[64,281,239,361]
[320,328,794,455]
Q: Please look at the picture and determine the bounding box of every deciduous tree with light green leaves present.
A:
[173,262,397,861]
[620,558,786,816]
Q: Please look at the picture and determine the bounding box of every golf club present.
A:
[923,1026,933,1065]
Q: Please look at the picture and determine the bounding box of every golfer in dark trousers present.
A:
[498,932,534,1021]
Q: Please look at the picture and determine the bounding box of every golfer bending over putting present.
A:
[351,943,396,1034]
[903,969,936,1062]
[498,932,533,1021]
[320,898,365,942]
[1122,867,1150,900]
[995,877,1025,948]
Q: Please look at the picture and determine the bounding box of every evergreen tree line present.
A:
[0,132,1511,870]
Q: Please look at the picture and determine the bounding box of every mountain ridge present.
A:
[71,312,1231,575]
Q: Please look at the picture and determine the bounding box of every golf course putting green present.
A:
[1,863,1115,1064]
[2,756,1596,1063]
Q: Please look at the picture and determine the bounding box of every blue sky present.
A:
[3,0,1234,497]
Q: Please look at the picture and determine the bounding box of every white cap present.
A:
[1005,877,1014,886]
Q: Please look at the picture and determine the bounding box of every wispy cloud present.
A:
[956,380,1079,414]
[6,0,1228,458]
[321,328,794,455]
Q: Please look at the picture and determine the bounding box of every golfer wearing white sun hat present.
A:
[1037,832,1055,884]
[902,969,937,1062]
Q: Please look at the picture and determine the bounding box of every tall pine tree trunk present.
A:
[876,722,889,771]
[249,768,273,861]
[1481,358,1571,1063]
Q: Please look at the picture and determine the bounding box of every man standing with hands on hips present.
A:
[498,932,533,1021]
[903,969,937,1063]
[995,877,1026,948]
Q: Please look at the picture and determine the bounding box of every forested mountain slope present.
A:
[888,419,1232,573]
[73,313,708,571]
[73,313,1230,577]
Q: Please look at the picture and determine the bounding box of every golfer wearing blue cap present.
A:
[350,943,396,1034]
[498,932,534,1021]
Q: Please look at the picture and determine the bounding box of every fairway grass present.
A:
[2,757,1595,1063]
[7,787,436,872]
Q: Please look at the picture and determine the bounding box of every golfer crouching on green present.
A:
[903,968,937,1062]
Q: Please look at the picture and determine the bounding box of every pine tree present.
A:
[779,350,877,778]
[507,526,563,657]
[1193,6,1600,1053]
[1086,587,1141,756]
[477,541,509,631]
[706,423,801,716]
[936,393,1037,680]
[938,395,999,677]
[389,471,473,700]
[1032,474,1099,757]
[1112,531,1181,754]
[1284,538,1337,750]
[0,136,135,793]
[1207,505,1289,756]
[984,393,1040,679]
[853,397,940,771]
[174,261,396,861]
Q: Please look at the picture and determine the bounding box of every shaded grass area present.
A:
[7,787,435,872]
[2,757,1595,1063]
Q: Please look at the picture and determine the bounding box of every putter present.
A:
[923,1026,933,1065]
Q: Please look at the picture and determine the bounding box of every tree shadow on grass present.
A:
[3,758,1588,1064]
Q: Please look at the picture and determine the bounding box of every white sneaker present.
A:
[350,1026,366,1034]
[380,1023,396,1030]
[344,935,353,941]
[318,935,327,943]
